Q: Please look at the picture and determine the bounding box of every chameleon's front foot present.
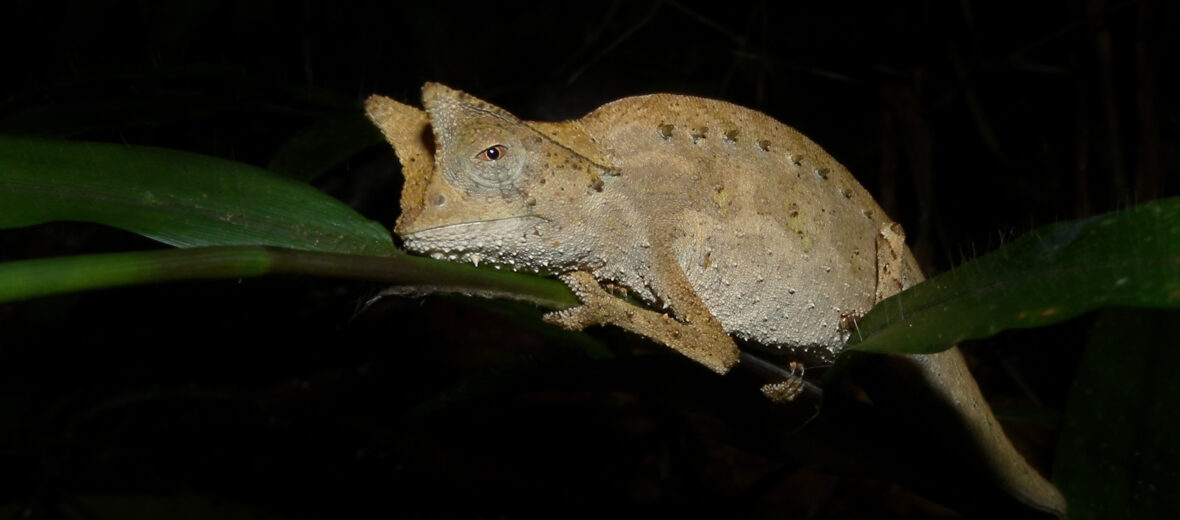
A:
[543,270,739,375]
[543,271,630,330]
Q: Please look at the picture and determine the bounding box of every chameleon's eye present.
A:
[449,130,524,191]
[476,145,506,161]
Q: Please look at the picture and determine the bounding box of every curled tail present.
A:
[877,228,1065,517]
[909,349,1068,518]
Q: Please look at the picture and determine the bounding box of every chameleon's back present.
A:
[580,94,887,362]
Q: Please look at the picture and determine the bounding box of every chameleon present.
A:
[364,83,1067,517]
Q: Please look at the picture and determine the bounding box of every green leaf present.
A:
[847,198,1180,354]
[0,246,579,309]
[1053,309,1180,519]
[0,136,395,255]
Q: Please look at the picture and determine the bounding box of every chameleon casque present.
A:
[364,83,1067,517]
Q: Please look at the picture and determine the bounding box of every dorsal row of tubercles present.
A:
[656,122,874,221]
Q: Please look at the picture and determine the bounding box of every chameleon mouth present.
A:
[400,215,550,261]
[400,214,548,236]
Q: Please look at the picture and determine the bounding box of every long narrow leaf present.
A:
[0,136,395,255]
[0,246,578,310]
[847,198,1180,354]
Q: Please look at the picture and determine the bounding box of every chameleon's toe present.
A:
[542,306,595,330]
[760,361,806,403]
[542,272,620,331]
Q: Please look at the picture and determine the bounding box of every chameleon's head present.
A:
[364,83,616,269]
[364,84,536,239]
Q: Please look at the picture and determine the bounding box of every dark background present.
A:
[0,1,1175,518]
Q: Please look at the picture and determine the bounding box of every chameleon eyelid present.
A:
[476,144,508,161]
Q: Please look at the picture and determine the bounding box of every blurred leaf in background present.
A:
[1055,309,1180,520]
